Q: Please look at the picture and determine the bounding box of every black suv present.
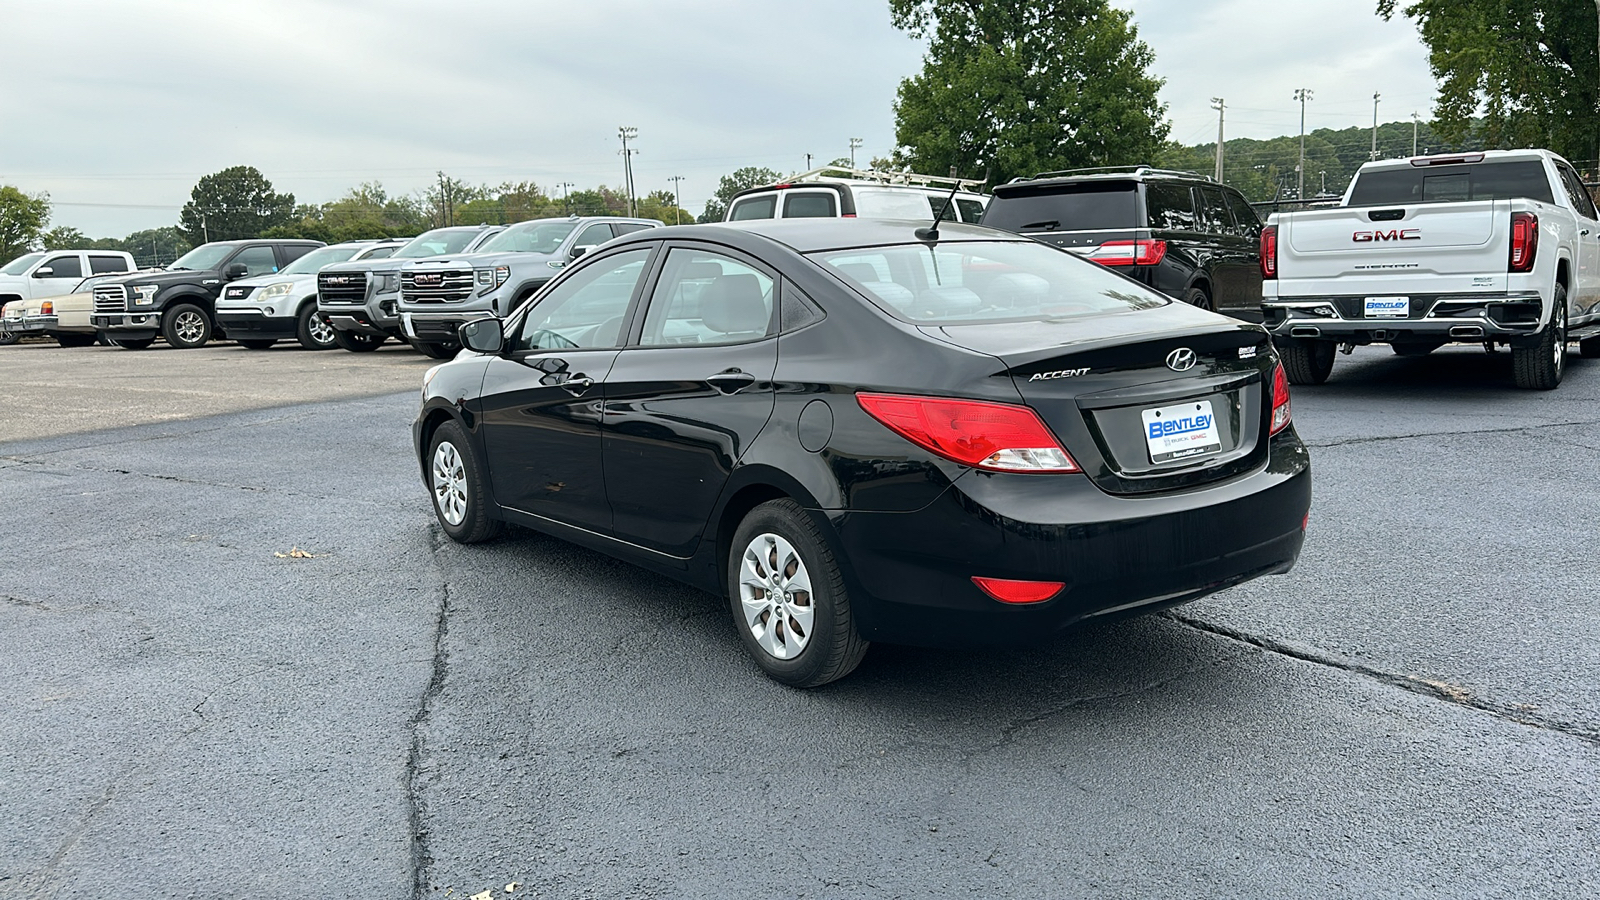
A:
[982,166,1264,319]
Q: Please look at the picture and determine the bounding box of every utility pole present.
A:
[557,182,574,216]
[618,126,639,217]
[1319,170,1326,195]
[805,153,813,171]
[668,176,686,225]
[1294,88,1313,200]
[1412,112,1420,156]
[1210,98,1225,182]
[849,137,863,169]
[1371,92,1382,161]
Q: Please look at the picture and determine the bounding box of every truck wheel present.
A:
[1391,341,1443,357]
[1512,287,1566,390]
[111,337,156,350]
[1581,335,1600,359]
[162,303,213,349]
[412,340,458,360]
[237,339,276,350]
[295,304,337,350]
[332,329,385,352]
[1278,338,1336,385]
[56,334,97,348]
[1183,287,1213,311]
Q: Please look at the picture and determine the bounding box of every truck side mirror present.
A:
[459,317,504,354]
[225,263,249,281]
[570,245,595,260]
[32,267,54,278]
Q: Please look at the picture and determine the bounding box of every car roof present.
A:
[607,219,1026,255]
[993,167,1219,196]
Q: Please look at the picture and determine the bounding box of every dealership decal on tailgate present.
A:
[1141,400,1223,464]
[1364,296,1410,318]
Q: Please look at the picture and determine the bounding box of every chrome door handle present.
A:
[560,375,595,394]
[1582,229,1591,236]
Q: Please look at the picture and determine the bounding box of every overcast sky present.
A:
[1,0,1437,238]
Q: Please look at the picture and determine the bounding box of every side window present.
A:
[1144,183,1197,231]
[638,248,775,347]
[783,192,837,218]
[233,246,280,276]
[1558,166,1597,219]
[512,248,651,352]
[728,195,776,221]
[574,223,615,251]
[89,255,131,274]
[614,223,655,236]
[1224,190,1262,237]
[42,255,83,279]
[360,247,396,260]
[955,198,986,223]
[1197,187,1236,235]
[280,245,317,266]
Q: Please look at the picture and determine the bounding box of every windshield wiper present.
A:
[1020,220,1059,231]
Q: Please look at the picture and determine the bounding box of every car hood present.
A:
[101,268,219,287]
[228,272,316,290]
[400,250,560,269]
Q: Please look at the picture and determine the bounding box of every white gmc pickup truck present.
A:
[1261,149,1600,389]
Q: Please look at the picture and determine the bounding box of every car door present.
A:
[601,244,780,557]
[1197,185,1251,312]
[478,245,656,533]
[1555,163,1600,318]
[570,222,619,260]
[34,253,85,298]
[1224,188,1266,312]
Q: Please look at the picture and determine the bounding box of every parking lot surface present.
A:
[1,342,1596,898]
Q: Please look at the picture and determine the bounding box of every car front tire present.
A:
[727,499,868,688]
[162,303,213,349]
[427,419,502,544]
[296,304,337,350]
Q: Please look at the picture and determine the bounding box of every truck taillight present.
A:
[1509,212,1538,273]
[1087,239,1166,266]
[1260,225,1278,279]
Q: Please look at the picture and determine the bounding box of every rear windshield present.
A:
[812,240,1168,325]
[729,196,777,220]
[1348,160,1556,206]
[982,182,1139,232]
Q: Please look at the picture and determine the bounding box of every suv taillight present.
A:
[1270,363,1291,435]
[856,393,1080,473]
[1260,225,1278,279]
[1087,239,1166,267]
[1509,212,1538,273]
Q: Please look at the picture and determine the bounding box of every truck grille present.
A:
[318,271,368,304]
[402,270,474,303]
[93,284,128,313]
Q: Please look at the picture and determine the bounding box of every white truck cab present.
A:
[1261,149,1600,389]
[725,167,988,224]
[0,250,137,310]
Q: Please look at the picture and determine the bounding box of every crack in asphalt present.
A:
[1168,612,1600,748]
[405,527,454,900]
[1304,417,1600,450]
[0,455,417,510]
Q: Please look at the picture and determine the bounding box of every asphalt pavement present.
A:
[1,341,1595,899]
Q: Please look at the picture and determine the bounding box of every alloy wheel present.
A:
[308,315,336,346]
[1553,302,1566,377]
[174,310,206,344]
[738,533,815,660]
[431,441,468,526]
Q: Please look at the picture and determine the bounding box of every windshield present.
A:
[280,245,360,276]
[983,182,1139,232]
[1347,160,1557,206]
[394,229,484,259]
[812,240,1169,325]
[1,253,45,275]
[476,221,578,254]
[168,243,235,271]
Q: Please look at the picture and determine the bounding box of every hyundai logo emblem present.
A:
[1165,347,1199,371]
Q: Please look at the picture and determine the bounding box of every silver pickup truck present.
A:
[1262,149,1600,389]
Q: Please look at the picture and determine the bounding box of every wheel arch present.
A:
[705,464,838,596]
[416,403,466,485]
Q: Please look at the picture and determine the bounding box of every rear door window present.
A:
[639,248,775,346]
[1556,165,1598,219]
[1198,187,1237,235]
[955,198,986,223]
[782,192,837,218]
[1144,183,1197,232]
[575,223,616,250]
[1224,190,1263,236]
[982,182,1139,232]
[89,255,131,274]
[728,195,777,220]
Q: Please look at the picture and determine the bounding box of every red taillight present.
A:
[856,393,1080,473]
[1509,212,1538,273]
[40,301,53,314]
[1260,225,1278,279]
[1270,363,1291,435]
[972,577,1065,605]
[1087,239,1166,267]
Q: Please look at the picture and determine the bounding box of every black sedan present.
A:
[414,219,1310,686]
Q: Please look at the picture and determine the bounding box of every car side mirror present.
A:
[32,267,53,278]
[459,317,504,354]
[225,263,249,280]
[570,245,595,260]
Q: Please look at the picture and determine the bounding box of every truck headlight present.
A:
[259,282,294,300]
[132,284,159,305]
[476,266,511,296]
[375,273,399,294]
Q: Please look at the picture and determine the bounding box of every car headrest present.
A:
[700,274,769,335]
[834,263,881,283]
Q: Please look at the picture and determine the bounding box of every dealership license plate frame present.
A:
[1140,399,1223,464]
[1364,295,1411,318]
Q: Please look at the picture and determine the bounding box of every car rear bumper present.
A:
[2,314,51,335]
[1262,292,1547,345]
[216,309,296,339]
[827,435,1311,647]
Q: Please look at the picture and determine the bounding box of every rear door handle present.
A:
[560,375,595,394]
[706,370,756,394]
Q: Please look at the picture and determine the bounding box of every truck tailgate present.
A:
[1277,200,1510,296]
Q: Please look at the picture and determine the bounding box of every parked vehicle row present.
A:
[217,240,408,349]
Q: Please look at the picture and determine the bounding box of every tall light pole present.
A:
[557,181,575,216]
[849,137,863,169]
[1294,88,1313,200]
[1412,111,1420,157]
[1211,97,1226,182]
[805,153,814,171]
[618,126,639,217]
[668,175,686,225]
[1370,92,1382,161]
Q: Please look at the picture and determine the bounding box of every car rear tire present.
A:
[237,339,276,350]
[412,340,458,360]
[332,329,385,352]
[1278,338,1336,385]
[0,331,18,346]
[1512,288,1566,390]
[162,303,213,349]
[1183,287,1213,311]
[111,337,156,350]
[295,304,337,350]
[55,333,97,348]
[727,499,868,688]
[427,419,502,544]
[1391,341,1443,357]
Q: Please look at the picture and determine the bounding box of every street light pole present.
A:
[1412,112,1420,157]
[849,137,863,169]
[1294,88,1313,200]
[1210,97,1225,182]
[1370,92,1382,161]
[618,126,639,217]
[558,182,574,216]
[668,175,686,225]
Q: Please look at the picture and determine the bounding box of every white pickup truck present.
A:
[1260,149,1600,389]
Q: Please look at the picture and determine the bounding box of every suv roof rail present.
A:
[1017,165,1213,183]
[779,165,987,191]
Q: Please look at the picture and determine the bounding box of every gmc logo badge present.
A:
[415,274,442,285]
[330,276,350,284]
[1353,229,1421,243]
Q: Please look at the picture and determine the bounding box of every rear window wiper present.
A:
[1019,220,1059,231]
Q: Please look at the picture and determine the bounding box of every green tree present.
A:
[636,190,694,225]
[698,167,783,222]
[263,182,428,242]
[1379,0,1599,162]
[566,186,628,217]
[39,226,88,249]
[0,186,51,262]
[119,227,192,267]
[889,0,1169,186]
[179,166,295,245]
